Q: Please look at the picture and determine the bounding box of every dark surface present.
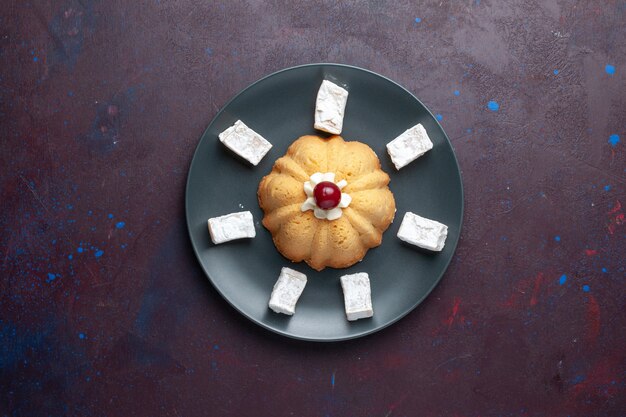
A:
[186,64,463,341]
[1,0,625,415]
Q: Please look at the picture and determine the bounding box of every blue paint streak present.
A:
[554,235,561,242]
[115,221,125,229]
[602,267,607,273]
[573,374,586,384]
[553,69,559,75]
[0,323,47,370]
[436,114,443,121]
[559,274,567,285]
[78,332,86,339]
[608,134,620,147]
[77,247,84,253]
[205,47,213,56]
[331,372,335,387]
[126,86,138,101]
[68,254,73,260]
[47,273,57,283]
[94,250,104,258]
[582,285,590,292]
[33,56,38,62]
[135,292,159,336]
[604,185,611,191]
[487,101,499,111]
[48,3,94,69]
[605,64,615,75]
[414,17,422,23]
[213,344,219,350]
[108,213,114,219]
[454,90,460,96]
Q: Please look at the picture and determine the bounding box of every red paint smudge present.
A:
[445,297,462,328]
[501,278,533,309]
[570,356,619,402]
[383,354,410,369]
[451,298,460,316]
[388,393,408,411]
[607,200,624,234]
[501,272,554,309]
[584,249,597,256]
[529,273,544,306]
[442,368,462,383]
[585,294,601,342]
[608,212,624,235]
[502,293,517,308]
[608,200,621,215]
[346,363,376,380]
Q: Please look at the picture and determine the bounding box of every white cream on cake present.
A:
[300,172,351,221]
[218,120,272,166]
[207,211,256,244]
[386,123,433,170]
[397,211,448,251]
[268,267,307,315]
[314,80,349,135]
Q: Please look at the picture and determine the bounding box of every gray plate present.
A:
[185,64,463,341]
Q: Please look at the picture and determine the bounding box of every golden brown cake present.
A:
[258,135,396,271]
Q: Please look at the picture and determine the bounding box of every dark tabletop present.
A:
[1,1,625,416]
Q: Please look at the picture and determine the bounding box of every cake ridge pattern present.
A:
[258,135,396,271]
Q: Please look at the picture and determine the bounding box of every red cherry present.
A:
[313,181,342,210]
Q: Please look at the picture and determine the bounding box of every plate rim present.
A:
[185,63,464,342]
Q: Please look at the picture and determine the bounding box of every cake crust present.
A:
[258,135,396,271]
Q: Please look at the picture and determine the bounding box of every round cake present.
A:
[258,135,396,271]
